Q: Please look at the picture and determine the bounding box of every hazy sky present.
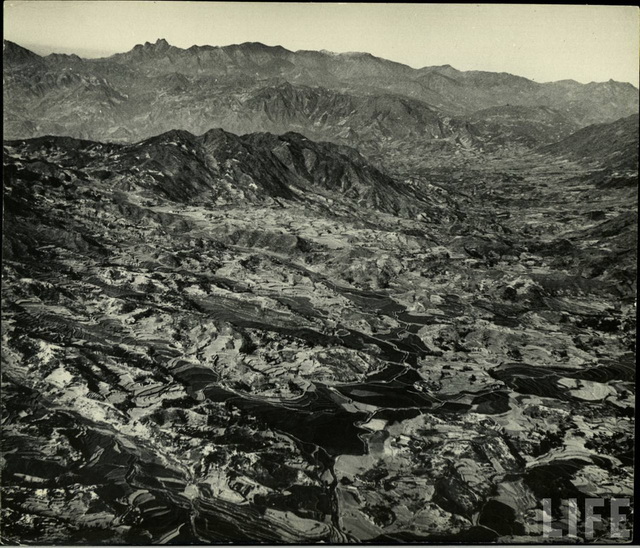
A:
[4,2,639,86]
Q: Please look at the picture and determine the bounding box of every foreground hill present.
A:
[4,39,638,156]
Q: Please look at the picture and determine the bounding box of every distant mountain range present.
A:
[4,39,639,162]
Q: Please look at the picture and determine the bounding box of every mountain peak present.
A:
[142,38,171,49]
[130,38,173,55]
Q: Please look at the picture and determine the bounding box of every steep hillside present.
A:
[541,114,639,171]
[465,105,579,148]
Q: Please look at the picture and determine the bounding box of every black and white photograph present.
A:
[2,2,638,544]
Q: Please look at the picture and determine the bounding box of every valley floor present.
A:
[1,146,636,543]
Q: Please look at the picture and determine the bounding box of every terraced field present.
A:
[2,133,636,542]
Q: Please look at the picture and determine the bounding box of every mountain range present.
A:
[4,39,639,162]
